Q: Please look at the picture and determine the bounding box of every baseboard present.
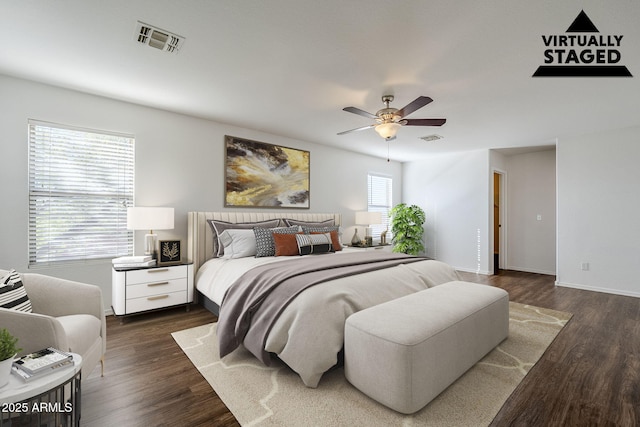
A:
[505,265,556,275]
[555,281,640,298]
[455,266,492,275]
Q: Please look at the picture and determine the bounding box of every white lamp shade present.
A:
[375,122,401,140]
[127,207,174,231]
[355,211,382,225]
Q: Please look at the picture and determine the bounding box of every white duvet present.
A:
[196,252,460,387]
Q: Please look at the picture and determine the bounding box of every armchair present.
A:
[0,269,106,377]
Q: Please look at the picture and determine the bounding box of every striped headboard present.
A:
[187,211,342,275]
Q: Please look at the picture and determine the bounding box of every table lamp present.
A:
[127,207,174,257]
[354,211,383,247]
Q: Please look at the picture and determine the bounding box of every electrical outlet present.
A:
[537,214,542,221]
[581,262,590,271]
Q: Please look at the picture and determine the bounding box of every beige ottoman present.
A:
[344,281,509,414]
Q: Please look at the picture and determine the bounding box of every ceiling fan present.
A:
[338,95,446,140]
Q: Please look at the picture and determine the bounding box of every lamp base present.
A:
[144,232,157,258]
[364,227,373,247]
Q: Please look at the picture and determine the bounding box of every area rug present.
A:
[172,302,572,426]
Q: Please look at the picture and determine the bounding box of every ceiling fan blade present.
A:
[395,96,433,118]
[337,124,376,135]
[343,106,378,120]
[403,118,446,126]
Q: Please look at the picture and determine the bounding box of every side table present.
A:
[0,354,82,427]
[112,262,194,318]
[344,244,393,253]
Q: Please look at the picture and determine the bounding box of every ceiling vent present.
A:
[420,134,443,142]
[135,21,184,53]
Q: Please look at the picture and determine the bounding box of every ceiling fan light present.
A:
[375,122,401,140]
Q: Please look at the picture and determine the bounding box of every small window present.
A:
[367,173,393,239]
[28,120,135,266]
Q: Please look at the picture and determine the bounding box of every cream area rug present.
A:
[172,302,572,426]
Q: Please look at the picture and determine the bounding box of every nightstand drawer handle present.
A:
[147,268,169,273]
[147,295,169,301]
[147,281,169,287]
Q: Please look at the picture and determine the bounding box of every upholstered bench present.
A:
[344,281,509,414]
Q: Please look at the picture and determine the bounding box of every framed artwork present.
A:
[158,240,181,265]
[224,135,310,209]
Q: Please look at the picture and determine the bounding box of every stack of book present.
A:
[112,255,156,268]
[12,348,74,382]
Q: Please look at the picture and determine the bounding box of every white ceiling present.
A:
[1,0,639,161]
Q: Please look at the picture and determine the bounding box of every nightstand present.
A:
[112,263,194,317]
[344,244,393,253]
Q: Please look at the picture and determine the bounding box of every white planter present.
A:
[0,356,15,388]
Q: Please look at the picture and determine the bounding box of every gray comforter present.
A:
[218,252,460,387]
[218,252,428,361]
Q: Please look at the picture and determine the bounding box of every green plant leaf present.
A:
[0,328,21,360]
[390,203,426,255]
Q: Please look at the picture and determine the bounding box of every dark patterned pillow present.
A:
[0,269,33,312]
[207,219,281,257]
[296,233,334,255]
[302,225,342,251]
[283,218,335,228]
[254,226,300,257]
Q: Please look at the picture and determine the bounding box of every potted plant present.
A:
[0,328,21,387]
[390,203,426,255]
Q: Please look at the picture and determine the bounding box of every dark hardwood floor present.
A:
[81,270,640,426]
[81,307,237,427]
[458,270,640,427]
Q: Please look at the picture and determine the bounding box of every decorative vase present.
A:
[350,228,361,246]
[0,356,15,388]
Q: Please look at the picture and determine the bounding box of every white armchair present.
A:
[0,269,106,377]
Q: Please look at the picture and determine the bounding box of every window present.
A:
[367,173,393,239]
[28,120,135,266]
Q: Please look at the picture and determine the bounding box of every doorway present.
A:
[493,171,505,275]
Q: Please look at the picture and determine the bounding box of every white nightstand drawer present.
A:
[126,290,188,314]
[112,263,193,317]
[125,265,186,285]
[126,278,187,299]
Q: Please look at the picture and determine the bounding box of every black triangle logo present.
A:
[566,10,599,33]
[534,9,632,77]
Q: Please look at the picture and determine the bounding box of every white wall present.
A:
[403,150,491,274]
[505,149,556,274]
[557,126,640,297]
[404,148,556,277]
[0,74,402,311]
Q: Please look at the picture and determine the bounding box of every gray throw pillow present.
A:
[207,219,281,257]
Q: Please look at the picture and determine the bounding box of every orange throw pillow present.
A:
[273,233,301,256]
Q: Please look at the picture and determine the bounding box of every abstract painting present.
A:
[224,136,310,208]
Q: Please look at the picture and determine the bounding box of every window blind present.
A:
[367,173,393,239]
[28,120,135,266]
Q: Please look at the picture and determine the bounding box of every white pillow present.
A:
[219,229,258,259]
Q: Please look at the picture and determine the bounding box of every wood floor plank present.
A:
[82,307,240,427]
[80,270,640,426]
[459,270,640,427]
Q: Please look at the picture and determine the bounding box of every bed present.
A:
[187,211,460,388]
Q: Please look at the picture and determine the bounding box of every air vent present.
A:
[420,134,443,142]
[135,21,184,53]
